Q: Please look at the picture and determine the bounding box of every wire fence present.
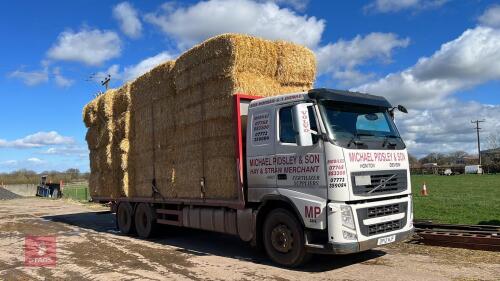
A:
[62,181,90,201]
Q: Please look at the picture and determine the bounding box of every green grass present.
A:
[62,185,90,201]
[411,174,500,225]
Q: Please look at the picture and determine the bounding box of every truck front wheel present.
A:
[134,203,157,238]
[263,208,310,267]
[117,202,135,234]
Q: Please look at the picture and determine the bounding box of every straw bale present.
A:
[154,153,176,198]
[88,171,100,197]
[120,139,129,155]
[99,89,117,120]
[83,98,99,128]
[85,125,107,150]
[130,72,154,111]
[129,148,155,197]
[149,61,176,101]
[204,156,238,199]
[112,83,131,117]
[275,41,316,86]
[174,34,278,91]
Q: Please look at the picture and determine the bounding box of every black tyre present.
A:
[117,202,135,235]
[263,208,310,267]
[134,203,157,238]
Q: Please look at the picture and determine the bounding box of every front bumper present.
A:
[306,228,414,254]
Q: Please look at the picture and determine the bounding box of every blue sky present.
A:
[1,0,500,172]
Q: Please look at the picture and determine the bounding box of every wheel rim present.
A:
[270,224,294,253]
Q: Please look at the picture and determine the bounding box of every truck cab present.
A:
[245,88,413,266]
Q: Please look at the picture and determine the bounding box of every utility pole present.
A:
[101,74,111,90]
[471,120,485,165]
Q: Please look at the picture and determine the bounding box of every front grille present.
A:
[357,201,408,236]
[351,170,407,196]
[367,204,400,218]
[368,220,402,235]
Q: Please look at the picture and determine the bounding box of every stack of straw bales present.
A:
[83,87,129,199]
[83,33,316,200]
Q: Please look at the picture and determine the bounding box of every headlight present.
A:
[341,205,355,230]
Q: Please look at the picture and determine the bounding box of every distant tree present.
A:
[0,169,88,184]
[408,153,419,167]
[486,132,499,150]
[419,152,447,165]
[65,168,80,180]
[447,151,470,164]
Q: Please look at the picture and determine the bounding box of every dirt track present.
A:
[0,198,498,281]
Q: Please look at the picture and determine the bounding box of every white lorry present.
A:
[109,88,414,267]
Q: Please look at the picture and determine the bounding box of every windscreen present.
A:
[319,101,405,149]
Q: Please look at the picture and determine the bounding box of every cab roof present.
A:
[308,88,392,108]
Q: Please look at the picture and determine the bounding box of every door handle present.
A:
[277,174,287,180]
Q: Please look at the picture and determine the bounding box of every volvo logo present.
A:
[379,179,387,188]
[368,174,396,194]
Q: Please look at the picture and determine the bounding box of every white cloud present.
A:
[396,101,500,157]
[113,2,142,38]
[123,51,174,81]
[53,67,74,88]
[0,131,74,149]
[27,157,43,164]
[355,27,500,109]
[316,33,409,86]
[47,28,122,66]
[0,160,18,166]
[96,51,175,82]
[41,145,88,157]
[478,4,500,28]
[364,0,447,13]
[145,0,325,49]
[8,67,48,86]
[266,0,309,12]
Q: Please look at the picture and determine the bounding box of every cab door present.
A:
[274,103,327,196]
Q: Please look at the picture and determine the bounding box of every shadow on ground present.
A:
[43,211,386,272]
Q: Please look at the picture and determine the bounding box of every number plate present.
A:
[377,235,396,245]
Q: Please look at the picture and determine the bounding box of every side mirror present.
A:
[389,105,408,120]
[292,103,315,146]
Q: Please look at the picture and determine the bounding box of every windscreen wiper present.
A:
[382,135,399,147]
[347,133,373,147]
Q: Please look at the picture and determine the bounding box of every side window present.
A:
[308,106,318,133]
[279,107,296,143]
[279,105,319,144]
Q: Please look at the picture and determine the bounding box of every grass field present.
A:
[411,174,500,225]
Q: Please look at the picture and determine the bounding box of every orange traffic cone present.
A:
[420,182,428,196]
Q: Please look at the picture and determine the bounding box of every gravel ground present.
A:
[0,198,498,281]
[0,187,21,200]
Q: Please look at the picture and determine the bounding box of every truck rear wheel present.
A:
[117,202,135,235]
[263,208,310,267]
[134,203,157,238]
